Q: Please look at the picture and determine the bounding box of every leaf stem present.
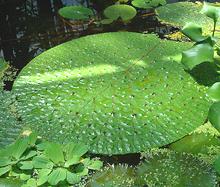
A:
[213,21,217,37]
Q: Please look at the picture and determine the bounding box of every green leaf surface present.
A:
[21,150,37,160]
[208,82,220,102]
[132,0,166,9]
[181,23,207,42]
[87,165,136,187]
[58,6,94,20]
[201,2,220,23]
[18,161,33,170]
[66,171,81,185]
[65,143,88,160]
[87,160,103,170]
[32,155,54,169]
[64,156,81,167]
[104,5,137,21]
[137,150,217,187]
[181,43,214,70]
[75,164,89,176]
[213,155,220,175]
[0,157,12,167]
[27,132,38,146]
[209,102,220,132]
[0,178,24,187]
[0,92,23,147]
[45,143,64,164]
[13,32,210,155]
[156,2,220,34]
[0,165,11,176]
[19,173,31,181]
[37,168,51,185]
[48,168,67,186]
[169,133,220,154]
[12,138,29,160]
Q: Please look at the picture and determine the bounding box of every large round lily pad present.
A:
[13,32,210,155]
[156,2,220,33]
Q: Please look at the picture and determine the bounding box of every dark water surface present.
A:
[0,0,180,90]
[0,0,217,90]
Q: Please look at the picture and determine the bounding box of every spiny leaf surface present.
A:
[13,32,210,154]
[156,2,220,33]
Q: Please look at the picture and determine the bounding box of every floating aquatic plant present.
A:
[58,6,94,21]
[0,133,103,187]
[132,0,166,9]
[156,2,220,33]
[137,149,217,187]
[12,32,210,155]
[86,165,136,187]
[102,5,137,24]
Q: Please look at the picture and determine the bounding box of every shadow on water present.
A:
[0,0,178,90]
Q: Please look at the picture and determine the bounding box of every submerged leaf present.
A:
[181,43,214,70]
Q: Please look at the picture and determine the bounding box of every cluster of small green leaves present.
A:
[0,133,103,187]
[58,0,166,25]
[180,2,220,134]
[101,0,166,24]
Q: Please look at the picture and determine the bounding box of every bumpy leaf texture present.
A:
[137,150,217,187]
[156,2,220,34]
[13,32,210,154]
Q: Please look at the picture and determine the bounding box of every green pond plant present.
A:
[0,132,103,187]
[131,0,166,9]
[136,149,217,187]
[11,32,211,155]
[58,6,94,21]
[179,2,220,133]
[101,4,137,24]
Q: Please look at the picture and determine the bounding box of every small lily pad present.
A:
[58,6,94,20]
[103,4,137,22]
[132,0,166,9]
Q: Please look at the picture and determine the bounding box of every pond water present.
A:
[1,0,215,90]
